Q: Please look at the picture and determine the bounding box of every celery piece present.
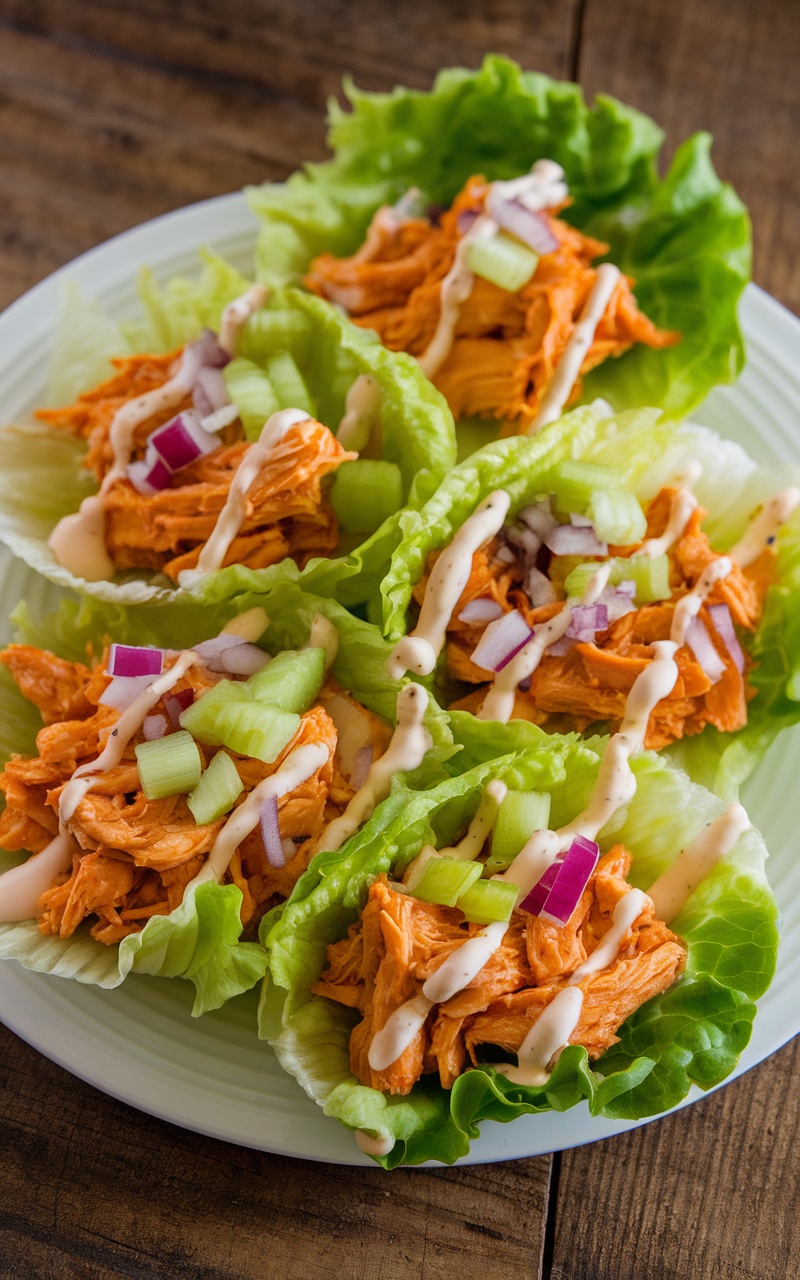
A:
[548,554,588,592]
[246,647,326,714]
[266,351,315,416]
[563,560,606,599]
[548,460,622,516]
[486,790,551,873]
[329,460,404,534]
[215,702,300,764]
[223,357,280,440]
[135,730,202,801]
[186,750,244,826]
[588,488,647,546]
[179,680,251,747]
[412,855,483,907]
[623,554,672,603]
[465,232,538,293]
[457,878,519,925]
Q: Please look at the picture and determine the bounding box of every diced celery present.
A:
[187,750,244,825]
[412,855,483,907]
[548,461,622,516]
[223,357,280,440]
[457,878,519,925]
[179,680,251,747]
[622,554,672,603]
[465,232,539,293]
[486,791,551,873]
[214,702,300,764]
[135,730,202,800]
[266,351,315,416]
[548,554,587,592]
[588,489,647,546]
[329,460,404,534]
[563,560,605,599]
[246,647,326,714]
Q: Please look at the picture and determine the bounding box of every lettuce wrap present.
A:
[247,55,750,426]
[259,715,778,1167]
[0,252,456,607]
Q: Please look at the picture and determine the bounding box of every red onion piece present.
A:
[707,603,745,674]
[194,635,249,672]
[98,674,154,710]
[685,617,726,684]
[518,501,558,540]
[260,794,285,868]
[506,523,542,557]
[148,411,219,473]
[545,524,608,557]
[471,610,533,673]
[546,635,577,657]
[457,208,480,235]
[495,545,516,565]
[596,585,636,624]
[220,643,271,676]
[567,604,608,637]
[526,565,558,608]
[350,743,374,791]
[192,328,231,370]
[109,644,163,679]
[201,404,240,434]
[491,199,559,254]
[127,456,172,495]
[164,688,194,729]
[617,580,636,597]
[569,512,594,528]
[142,714,168,741]
[539,836,599,925]
[458,598,505,624]
[193,367,230,416]
[519,856,563,917]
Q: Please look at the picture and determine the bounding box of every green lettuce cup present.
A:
[259,718,778,1167]
[247,54,750,429]
[0,252,456,607]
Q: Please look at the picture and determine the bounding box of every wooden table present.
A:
[1,2,798,1275]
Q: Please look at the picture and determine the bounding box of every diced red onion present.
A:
[350,743,374,791]
[109,644,164,679]
[495,545,516,565]
[98,674,154,710]
[490,199,559,254]
[707,603,745,674]
[193,367,230,416]
[127,456,172,495]
[194,635,250,672]
[545,524,608,557]
[526,565,558,608]
[458,598,505,624]
[685,617,726,684]
[471,610,533,673]
[617,580,636,597]
[518,501,557,540]
[539,836,599,925]
[220,643,271,676]
[260,794,285,868]
[518,675,532,693]
[201,404,240,434]
[547,635,578,657]
[596,585,636,623]
[567,604,608,637]
[506,523,542,557]
[457,208,480,236]
[148,411,219,473]
[142,714,168,741]
[192,328,231,370]
[519,856,563,917]
[164,688,194,729]
[569,512,594,528]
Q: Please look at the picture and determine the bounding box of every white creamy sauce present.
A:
[639,488,698,558]
[485,159,568,217]
[188,742,329,889]
[316,684,432,854]
[354,1128,395,1157]
[0,831,75,923]
[438,780,508,861]
[306,614,339,676]
[387,490,511,680]
[418,214,496,379]
[336,374,381,452]
[616,639,679,753]
[222,607,270,642]
[219,284,269,356]
[368,992,433,1072]
[496,987,585,1087]
[569,888,648,983]
[670,557,732,647]
[178,408,311,588]
[729,486,800,568]
[526,263,622,435]
[647,802,750,922]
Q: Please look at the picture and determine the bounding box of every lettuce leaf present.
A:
[247,54,750,421]
[260,731,778,1166]
[0,253,454,608]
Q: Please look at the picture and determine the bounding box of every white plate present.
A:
[0,196,799,1166]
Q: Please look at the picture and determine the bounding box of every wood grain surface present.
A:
[1,2,798,1277]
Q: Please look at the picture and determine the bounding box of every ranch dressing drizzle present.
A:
[387,490,511,679]
[337,374,381,452]
[479,562,613,724]
[403,780,507,891]
[187,742,329,889]
[177,407,311,588]
[647,801,750,923]
[316,683,432,855]
[729,486,800,568]
[670,557,732,647]
[639,488,698,558]
[569,888,648,983]
[305,614,339,676]
[0,830,75,923]
[222,607,269,642]
[525,263,622,435]
[496,987,585,1086]
[354,1129,396,1157]
[219,283,269,356]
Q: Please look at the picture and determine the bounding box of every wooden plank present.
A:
[0,1021,551,1280]
[549,1036,800,1279]
[576,0,800,313]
